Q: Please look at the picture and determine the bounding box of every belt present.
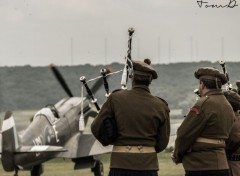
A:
[112,145,155,153]
[227,154,240,161]
[196,137,225,144]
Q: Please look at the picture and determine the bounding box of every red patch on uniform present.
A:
[190,108,200,115]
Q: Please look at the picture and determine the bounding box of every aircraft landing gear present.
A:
[91,160,104,176]
[30,164,43,176]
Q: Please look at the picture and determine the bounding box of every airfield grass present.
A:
[0,152,184,176]
[0,112,184,175]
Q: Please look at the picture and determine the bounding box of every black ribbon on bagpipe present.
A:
[121,27,135,89]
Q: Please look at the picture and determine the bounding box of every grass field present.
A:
[0,111,184,176]
[0,152,185,176]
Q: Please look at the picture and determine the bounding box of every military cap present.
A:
[132,58,158,79]
[236,80,240,89]
[194,67,227,84]
[224,90,240,111]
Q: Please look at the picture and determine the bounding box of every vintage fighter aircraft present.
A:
[0,65,113,176]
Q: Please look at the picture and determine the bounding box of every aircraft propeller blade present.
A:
[49,64,74,97]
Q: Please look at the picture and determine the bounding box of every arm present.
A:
[173,106,207,163]
[91,95,115,145]
[226,114,240,154]
[155,107,170,153]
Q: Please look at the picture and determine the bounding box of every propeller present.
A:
[50,64,111,99]
[49,64,74,97]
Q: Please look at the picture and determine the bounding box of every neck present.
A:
[201,88,210,96]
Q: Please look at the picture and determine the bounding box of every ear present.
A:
[200,81,206,90]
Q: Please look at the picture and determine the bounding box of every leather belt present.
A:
[112,145,155,153]
[196,137,225,144]
[227,154,240,161]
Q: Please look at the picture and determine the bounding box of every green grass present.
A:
[0,152,184,176]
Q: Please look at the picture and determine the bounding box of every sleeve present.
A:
[174,105,208,163]
[155,106,170,153]
[91,95,115,145]
[226,115,240,154]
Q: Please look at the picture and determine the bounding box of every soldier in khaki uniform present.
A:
[172,67,235,176]
[224,90,240,176]
[91,59,170,176]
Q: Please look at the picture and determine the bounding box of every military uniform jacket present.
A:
[226,111,240,176]
[174,89,234,171]
[91,85,170,171]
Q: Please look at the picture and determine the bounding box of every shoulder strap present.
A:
[195,95,209,108]
[156,96,168,106]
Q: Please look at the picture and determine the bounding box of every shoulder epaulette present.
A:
[190,96,209,116]
[195,95,209,107]
[112,89,123,93]
[156,96,168,106]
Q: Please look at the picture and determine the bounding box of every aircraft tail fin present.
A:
[1,111,19,171]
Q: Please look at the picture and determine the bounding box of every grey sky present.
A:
[0,0,239,66]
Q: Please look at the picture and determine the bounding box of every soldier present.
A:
[172,67,235,176]
[224,90,240,176]
[91,58,170,176]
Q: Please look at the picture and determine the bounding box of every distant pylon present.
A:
[105,38,107,65]
[70,38,74,65]
[158,37,161,64]
[221,37,225,59]
[168,40,171,63]
[190,36,193,62]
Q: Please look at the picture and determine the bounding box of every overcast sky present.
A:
[0,0,239,66]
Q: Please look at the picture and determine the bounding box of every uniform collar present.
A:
[132,85,150,93]
[203,89,223,96]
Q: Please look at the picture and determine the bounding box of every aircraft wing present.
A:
[0,132,65,157]
[56,133,112,158]
[15,145,67,153]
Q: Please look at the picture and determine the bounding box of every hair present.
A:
[200,78,222,89]
[133,74,152,86]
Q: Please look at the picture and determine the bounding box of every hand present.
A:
[171,151,179,165]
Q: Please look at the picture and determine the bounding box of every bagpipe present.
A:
[78,28,135,143]
[79,27,135,111]
[218,60,232,91]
